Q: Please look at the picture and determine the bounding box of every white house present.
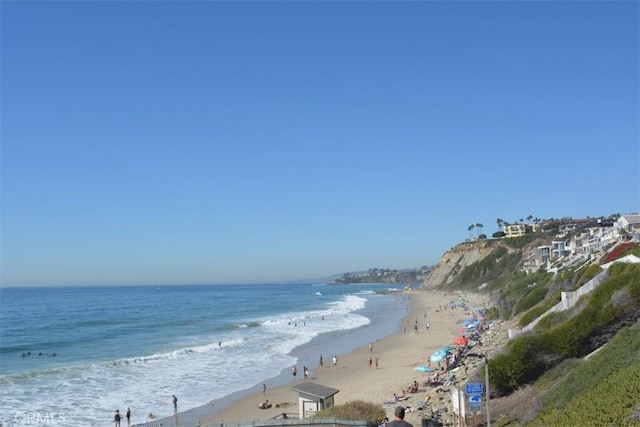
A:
[616,214,640,242]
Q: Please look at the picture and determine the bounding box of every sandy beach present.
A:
[160,289,508,427]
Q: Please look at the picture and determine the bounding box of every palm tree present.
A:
[468,224,475,239]
[476,223,484,238]
[527,215,533,223]
[496,218,504,231]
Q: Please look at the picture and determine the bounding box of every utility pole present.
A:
[485,352,490,427]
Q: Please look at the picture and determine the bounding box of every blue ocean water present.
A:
[0,283,406,427]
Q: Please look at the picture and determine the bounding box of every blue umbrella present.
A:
[414,365,434,373]
[429,349,448,363]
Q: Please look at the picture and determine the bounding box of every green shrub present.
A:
[556,267,577,283]
[513,285,548,316]
[529,326,640,426]
[534,310,562,330]
[575,264,602,288]
[518,290,561,328]
[627,244,640,257]
[489,264,640,396]
[484,306,499,320]
[313,400,385,424]
[490,337,541,395]
[518,306,547,327]
[503,234,538,249]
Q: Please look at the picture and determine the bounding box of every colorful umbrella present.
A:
[454,337,469,345]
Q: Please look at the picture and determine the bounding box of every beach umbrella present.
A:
[454,337,468,345]
[429,349,450,363]
[441,345,456,352]
[414,365,434,373]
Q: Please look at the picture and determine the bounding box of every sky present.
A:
[1,1,638,287]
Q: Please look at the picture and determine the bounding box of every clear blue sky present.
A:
[2,1,638,286]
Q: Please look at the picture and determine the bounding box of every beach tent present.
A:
[414,365,434,373]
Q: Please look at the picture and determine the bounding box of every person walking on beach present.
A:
[387,406,413,427]
[375,357,379,368]
[368,356,373,369]
[304,366,309,379]
[172,395,178,413]
[292,365,297,381]
[114,410,121,427]
[332,356,337,367]
[126,408,131,427]
[319,354,323,367]
[263,383,267,394]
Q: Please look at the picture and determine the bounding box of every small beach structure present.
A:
[290,382,339,419]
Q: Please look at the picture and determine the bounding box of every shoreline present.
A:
[143,289,506,427]
[137,289,408,426]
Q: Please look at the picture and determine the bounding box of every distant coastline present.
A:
[330,266,432,285]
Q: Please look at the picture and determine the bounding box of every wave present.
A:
[0,337,249,386]
[327,294,367,313]
[234,321,262,328]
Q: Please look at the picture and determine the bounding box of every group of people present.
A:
[113,408,131,427]
[291,365,310,380]
[317,354,338,367]
[21,351,57,357]
[402,380,419,394]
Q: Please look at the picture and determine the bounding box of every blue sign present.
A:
[469,395,482,404]
[469,394,482,413]
[465,383,483,394]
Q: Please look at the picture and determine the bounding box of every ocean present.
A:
[0,283,408,427]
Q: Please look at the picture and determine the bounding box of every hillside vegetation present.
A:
[423,236,640,425]
[528,324,640,426]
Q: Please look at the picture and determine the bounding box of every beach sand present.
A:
[178,289,509,427]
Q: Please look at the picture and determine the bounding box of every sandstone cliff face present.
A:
[421,240,501,289]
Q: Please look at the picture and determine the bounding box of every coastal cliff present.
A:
[420,240,500,289]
